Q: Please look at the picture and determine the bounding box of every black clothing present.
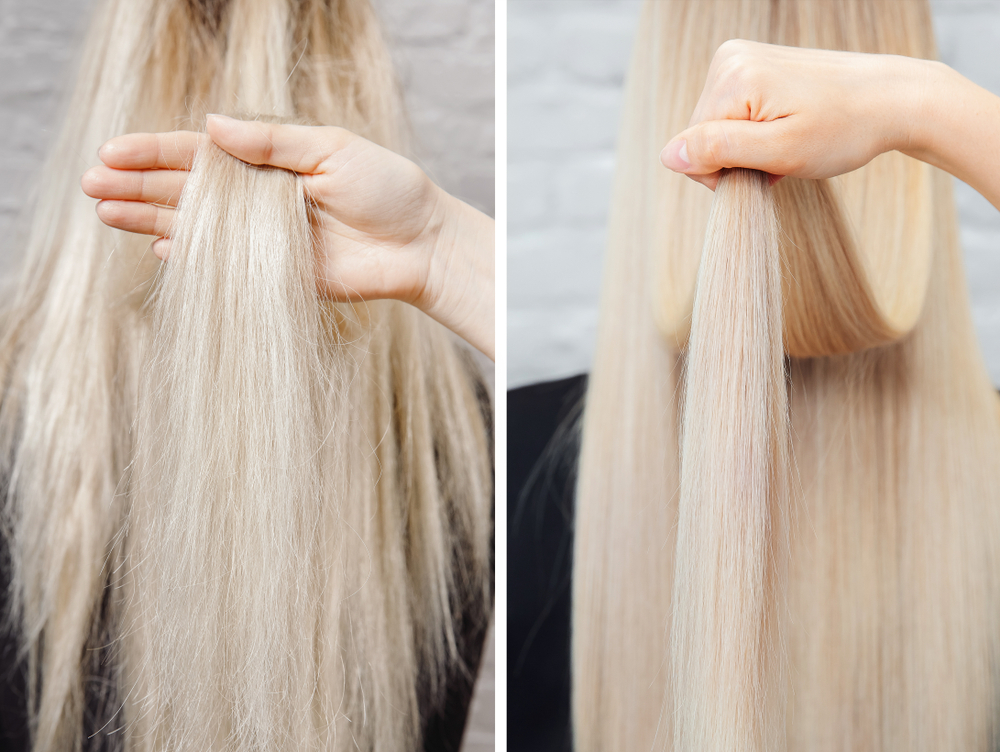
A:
[508,375,586,752]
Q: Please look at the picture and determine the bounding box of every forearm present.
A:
[900,59,1000,211]
[421,192,495,361]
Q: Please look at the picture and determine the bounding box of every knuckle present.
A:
[699,124,730,168]
[401,157,427,187]
[261,140,275,165]
[312,126,354,172]
[721,58,746,85]
[253,123,276,164]
[717,38,749,58]
[714,39,761,88]
[324,126,353,152]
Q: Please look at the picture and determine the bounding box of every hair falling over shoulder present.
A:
[0,1,492,751]
[574,1,1000,751]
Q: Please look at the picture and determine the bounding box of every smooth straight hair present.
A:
[0,1,492,750]
[574,2,1000,751]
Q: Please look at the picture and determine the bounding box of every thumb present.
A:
[661,119,793,178]
[206,115,350,175]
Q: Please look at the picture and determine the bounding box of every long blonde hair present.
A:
[574,2,1000,750]
[0,2,492,750]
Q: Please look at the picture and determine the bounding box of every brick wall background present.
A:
[0,1,494,749]
[509,0,1000,388]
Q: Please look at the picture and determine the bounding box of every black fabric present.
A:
[508,374,586,752]
[0,537,29,752]
[422,594,491,752]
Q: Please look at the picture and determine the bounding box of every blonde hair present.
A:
[669,168,789,751]
[574,1,1000,750]
[0,2,491,750]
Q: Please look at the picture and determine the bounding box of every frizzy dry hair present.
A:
[0,1,491,751]
[573,1,1000,751]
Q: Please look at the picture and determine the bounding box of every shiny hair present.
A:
[0,1,492,750]
[573,1,1000,750]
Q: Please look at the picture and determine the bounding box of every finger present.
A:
[95,200,175,238]
[680,172,780,192]
[686,172,722,191]
[81,166,188,207]
[207,115,352,174]
[98,131,205,170]
[660,118,796,178]
[152,237,171,260]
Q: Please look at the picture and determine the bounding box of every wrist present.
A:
[894,57,953,160]
[418,188,495,359]
[410,183,455,315]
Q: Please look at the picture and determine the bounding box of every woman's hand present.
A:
[660,40,1000,213]
[81,116,495,360]
[660,39,939,189]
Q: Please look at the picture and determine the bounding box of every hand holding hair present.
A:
[661,39,1000,211]
[81,115,495,360]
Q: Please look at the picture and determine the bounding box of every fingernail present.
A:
[661,139,690,171]
[206,114,234,124]
[152,237,170,261]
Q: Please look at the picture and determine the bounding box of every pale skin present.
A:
[81,114,495,360]
[660,39,1000,214]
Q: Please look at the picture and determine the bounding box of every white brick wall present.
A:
[0,0,84,269]
[509,0,1000,389]
[378,0,495,217]
[508,0,638,388]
